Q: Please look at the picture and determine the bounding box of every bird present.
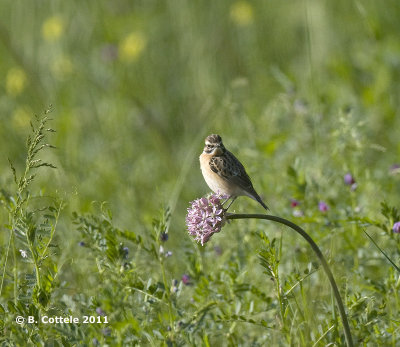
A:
[199,134,269,211]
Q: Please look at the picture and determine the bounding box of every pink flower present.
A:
[393,222,400,234]
[290,199,300,207]
[319,201,329,212]
[186,193,227,245]
[344,173,357,191]
[344,173,355,185]
[181,274,190,285]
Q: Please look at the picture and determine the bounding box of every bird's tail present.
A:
[256,196,269,211]
[245,188,270,211]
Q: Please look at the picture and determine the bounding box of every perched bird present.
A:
[199,134,269,211]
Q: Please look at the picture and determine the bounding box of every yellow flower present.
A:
[6,68,27,96]
[230,1,254,27]
[51,56,74,80]
[42,15,64,42]
[12,106,32,128]
[119,32,146,62]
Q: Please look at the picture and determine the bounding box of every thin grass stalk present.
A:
[226,213,353,347]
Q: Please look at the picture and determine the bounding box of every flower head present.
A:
[96,307,106,316]
[119,32,146,62]
[319,201,329,212]
[230,1,254,27]
[290,199,300,208]
[344,173,357,191]
[42,15,64,42]
[393,222,400,234]
[186,193,228,245]
[344,173,355,185]
[160,232,169,242]
[181,274,190,285]
[6,68,27,96]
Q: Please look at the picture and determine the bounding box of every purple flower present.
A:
[290,199,299,208]
[319,201,329,212]
[186,193,228,245]
[160,232,169,242]
[344,173,357,191]
[181,274,190,285]
[96,307,106,316]
[393,222,400,233]
[344,173,355,185]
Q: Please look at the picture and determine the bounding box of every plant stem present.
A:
[11,232,18,305]
[160,257,174,336]
[41,201,63,259]
[0,228,12,297]
[226,213,353,347]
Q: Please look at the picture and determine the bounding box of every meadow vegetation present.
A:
[1,0,400,345]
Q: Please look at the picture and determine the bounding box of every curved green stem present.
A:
[226,213,353,347]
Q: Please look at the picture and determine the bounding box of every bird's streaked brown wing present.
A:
[209,151,254,191]
[209,151,269,210]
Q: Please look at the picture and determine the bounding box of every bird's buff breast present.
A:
[199,153,243,196]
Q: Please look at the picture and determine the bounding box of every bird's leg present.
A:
[224,197,237,211]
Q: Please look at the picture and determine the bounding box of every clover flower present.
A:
[393,222,400,234]
[344,173,357,191]
[181,274,190,285]
[344,173,355,185]
[290,199,300,207]
[96,307,106,316]
[186,193,228,245]
[160,232,169,242]
[319,201,329,212]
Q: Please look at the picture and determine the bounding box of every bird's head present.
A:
[203,134,225,156]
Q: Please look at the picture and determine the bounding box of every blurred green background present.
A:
[2,0,400,223]
[1,0,400,342]
[0,0,399,259]
[2,0,400,253]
